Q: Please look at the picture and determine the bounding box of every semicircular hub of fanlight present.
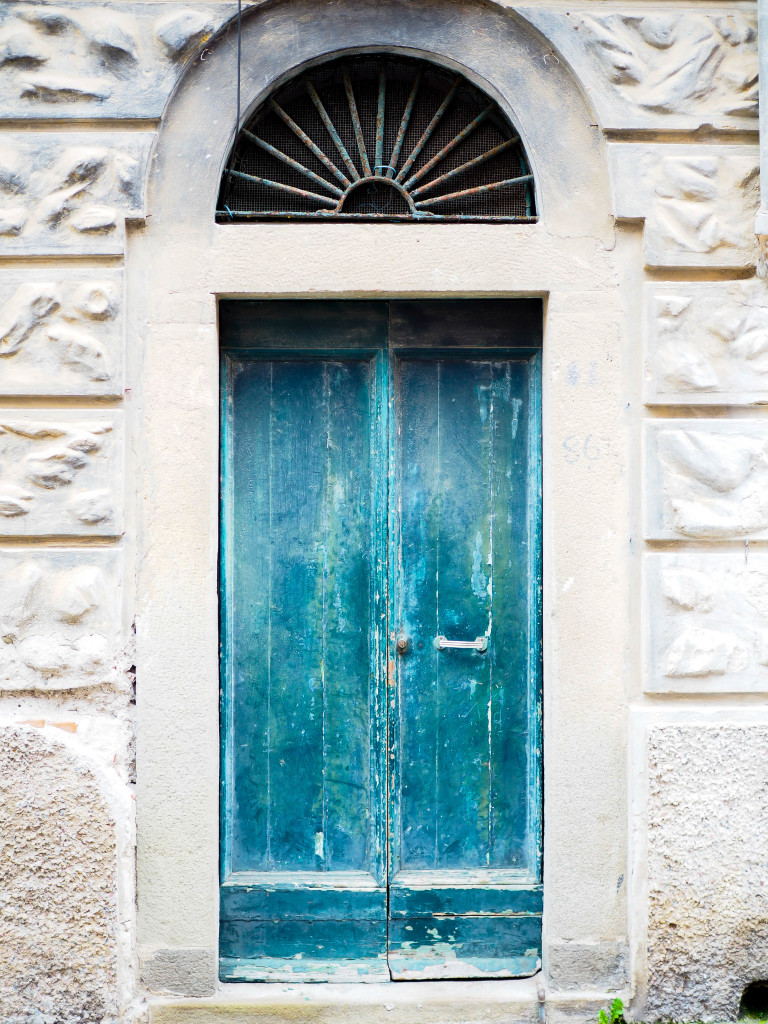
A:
[217,54,537,223]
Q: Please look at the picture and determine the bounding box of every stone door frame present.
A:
[132,0,632,1011]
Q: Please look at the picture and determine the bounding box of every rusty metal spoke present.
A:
[403,104,494,190]
[395,77,460,185]
[242,130,344,197]
[269,100,351,188]
[307,81,360,182]
[343,70,371,177]
[227,168,338,206]
[387,72,421,179]
[410,137,518,198]
[413,172,533,208]
[374,66,386,175]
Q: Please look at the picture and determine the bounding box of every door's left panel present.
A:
[219,303,389,982]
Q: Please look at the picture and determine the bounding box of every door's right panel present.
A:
[390,307,542,978]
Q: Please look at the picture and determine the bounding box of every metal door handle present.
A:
[433,635,488,652]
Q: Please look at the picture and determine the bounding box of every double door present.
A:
[219,300,542,982]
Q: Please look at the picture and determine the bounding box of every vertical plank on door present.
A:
[227,357,379,871]
[435,360,494,868]
[395,358,440,869]
[390,349,542,978]
[220,333,389,978]
[489,358,539,868]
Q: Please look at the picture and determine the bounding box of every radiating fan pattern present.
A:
[217,55,536,222]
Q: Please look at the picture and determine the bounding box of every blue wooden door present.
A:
[219,301,541,982]
[388,302,542,978]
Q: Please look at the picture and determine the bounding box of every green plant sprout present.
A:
[598,998,625,1024]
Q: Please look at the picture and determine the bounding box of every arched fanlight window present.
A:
[217,54,536,222]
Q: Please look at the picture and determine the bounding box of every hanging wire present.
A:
[223,0,243,218]
[236,0,242,135]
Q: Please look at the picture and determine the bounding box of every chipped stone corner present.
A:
[757,233,768,279]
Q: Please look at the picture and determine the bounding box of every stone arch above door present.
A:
[148,0,614,244]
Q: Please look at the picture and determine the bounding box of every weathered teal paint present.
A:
[220,300,542,982]
[220,304,390,982]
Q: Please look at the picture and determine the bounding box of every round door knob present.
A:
[396,637,409,654]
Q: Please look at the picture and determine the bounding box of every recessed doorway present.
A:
[219,300,542,982]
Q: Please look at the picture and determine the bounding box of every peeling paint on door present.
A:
[219,300,542,981]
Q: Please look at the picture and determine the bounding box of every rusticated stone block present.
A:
[0,4,226,120]
[0,409,123,537]
[645,420,768,540]
[646,724,768,1020]
[0,134,152,255]
[0,268,123,396]
[644,280,768,405]
[645,552,768,693]
[533,11,757,131]
[0,726,118,1022]
[610,145,759,268]
[0,548,123,691]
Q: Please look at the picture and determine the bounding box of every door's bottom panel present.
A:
[387,884,542,980]
[220,884,388,981]
[388,915,542,980]
[220,954,390,983]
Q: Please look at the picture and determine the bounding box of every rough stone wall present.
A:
[0,727,119,1023]
[0,0,764,1021]
[646,725,768,1021]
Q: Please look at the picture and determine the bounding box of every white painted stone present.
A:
[610,145,759,267]
[0,134,152,255]
[0,548,124,691]
[0,267,123,396]
[646,724,768,1019]
[0,3,227,119]
[645,420,768,540]
[0,725,119,1021]
[0,410,123,536]
[645,553,768,693]
[644,281,768,405]
[533,11,758,130]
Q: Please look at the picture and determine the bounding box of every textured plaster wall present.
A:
[0,726,130,1023]
[0,0,764,1022]
[646,725,768,1021]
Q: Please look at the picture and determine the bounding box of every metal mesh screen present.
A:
[217,55,536,222]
